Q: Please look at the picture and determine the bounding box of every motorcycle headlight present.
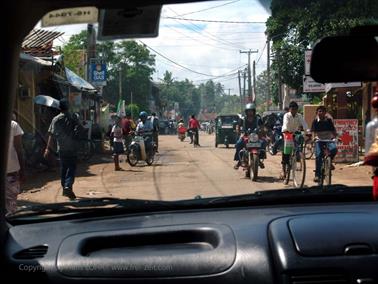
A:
[249,133,259,142]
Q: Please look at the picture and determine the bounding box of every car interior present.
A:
[2,1,378,284]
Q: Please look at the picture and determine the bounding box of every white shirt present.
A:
[282,112,308,133]
[111,125,123,143]
[7,120,24,173]
[365,117,378,155]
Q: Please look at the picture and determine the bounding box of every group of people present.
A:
[110,111,160,171]
[177,114,201,146]
[233,101,338,183]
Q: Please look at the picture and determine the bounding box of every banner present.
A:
[117,99,125,117]
[334,119,359,163]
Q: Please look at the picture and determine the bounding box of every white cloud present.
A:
[34,0,270,95]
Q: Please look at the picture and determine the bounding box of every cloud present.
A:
[37,0,270,95]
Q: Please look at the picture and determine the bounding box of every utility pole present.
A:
[267,39,271,111]
[243,69,247,104]
[240,49,258,102]
[225,88,233,96]
[119,68,122,102]
[86,24,96,81]
[253,60,256,103]
[238,70,242,113]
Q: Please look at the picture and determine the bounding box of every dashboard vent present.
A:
[288,272,348,284]
[14,245,48,259]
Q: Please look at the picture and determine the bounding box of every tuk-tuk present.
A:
[215,115,239,148]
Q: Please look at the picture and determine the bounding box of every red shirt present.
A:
[189,118,200,129]
[121,118,131,135]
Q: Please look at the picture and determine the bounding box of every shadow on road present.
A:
[22,154,112,193]
[255,176,282,183]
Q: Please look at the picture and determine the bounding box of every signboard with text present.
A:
[303,75,325,93]
[305,50,312,76]
[89,59,107,86]
[334,119,359,163]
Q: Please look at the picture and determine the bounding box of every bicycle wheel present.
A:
[284,161,291,185]
[324,156,332,186]
[292,151,306,188]
[304,140,314,159]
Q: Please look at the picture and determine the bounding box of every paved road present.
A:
[19,133,371,205]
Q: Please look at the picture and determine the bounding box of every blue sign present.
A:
[90,63,107,86]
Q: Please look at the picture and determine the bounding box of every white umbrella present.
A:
[34,95,60,109]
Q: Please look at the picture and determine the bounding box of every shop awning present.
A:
[20,53,51,66]
[65,67,96,91]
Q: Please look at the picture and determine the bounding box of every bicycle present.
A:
[315,139,337,188]
[304,134,314,159]
[284,131,306,188]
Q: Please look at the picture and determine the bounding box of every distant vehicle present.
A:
[159,120,170,135]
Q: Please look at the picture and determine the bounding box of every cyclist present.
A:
[281,101,308,182]
[311,105,338,183]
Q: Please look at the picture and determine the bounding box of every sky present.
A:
[38,0,271,95]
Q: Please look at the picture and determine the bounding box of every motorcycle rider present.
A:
[234,103,265,169]
[136,111,154,155]
[270,108,288,155]
[281,101,308,182]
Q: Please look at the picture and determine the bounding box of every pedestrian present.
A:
[151,112,160,153]
[111,116,124,171]
[188,114,201,146]
[121,111,134,151]
[44,99,81,200]
[6,118,25,215]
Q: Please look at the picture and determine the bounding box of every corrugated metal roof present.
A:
[22,29,64,49]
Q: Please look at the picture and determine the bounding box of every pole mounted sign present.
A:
[89,59,107,86]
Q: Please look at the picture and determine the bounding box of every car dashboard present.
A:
[5,202,378,284]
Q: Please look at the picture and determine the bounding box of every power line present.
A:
[162,16,266,24]
[176,0,240,17]
[164,25,238,51]
[167,8,246,50]
[256,41,267,64]
[140,40,241,77]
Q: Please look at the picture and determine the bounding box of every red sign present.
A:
[334,119,359,163]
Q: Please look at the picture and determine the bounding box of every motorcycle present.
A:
[127,134,157,166]
[177,125,187,142]
[239,128,266,181]
[267,121,283,155]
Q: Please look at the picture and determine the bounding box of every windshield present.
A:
[7,0,377,217]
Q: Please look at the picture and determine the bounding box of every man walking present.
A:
[44,99,81,200]
[6,118,25,215]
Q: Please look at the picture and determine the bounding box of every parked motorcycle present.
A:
[239,129,266,181]
[127,134,157,166]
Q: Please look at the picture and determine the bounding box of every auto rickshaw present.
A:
[215,114,239,148]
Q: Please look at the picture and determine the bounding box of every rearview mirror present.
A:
[311,35,378,83]
[98,6,162,40]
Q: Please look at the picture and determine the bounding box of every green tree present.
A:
[266,0,378,90]
[61,31,155,110]
[61,30,88,77]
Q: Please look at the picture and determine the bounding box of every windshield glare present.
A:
[7,0,376,216]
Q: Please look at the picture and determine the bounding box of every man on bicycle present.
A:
[281,101,308,182]
[311,105,338,183]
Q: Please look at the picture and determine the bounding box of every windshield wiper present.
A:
[9,197,176,218]
[8,185,374,222]
[204,185,372,206]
